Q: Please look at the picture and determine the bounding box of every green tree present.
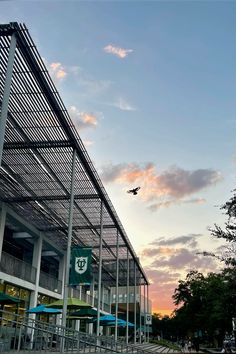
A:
[172,269,236,346]
[210,191,236,266]
[152,312,162,336]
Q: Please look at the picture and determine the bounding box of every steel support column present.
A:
[115,229,119,341]
[147,284,150,342]
[62,149,76,331]
[139,277,142,344]
[96,200,104,338]
[134,262,137,344]
[31,233,43,308]
[0,33,16,166]
[126,249,129,344]
[144,284,147,343]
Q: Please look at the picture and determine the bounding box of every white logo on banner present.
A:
[75,257,88,274]
[145,314,152,325]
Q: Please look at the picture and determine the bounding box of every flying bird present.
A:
[127,187,141,195]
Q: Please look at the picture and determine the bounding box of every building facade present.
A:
[0,22,151,342]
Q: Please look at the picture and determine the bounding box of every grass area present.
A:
[150,338,180,350]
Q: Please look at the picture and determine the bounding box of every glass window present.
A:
[3,284,30,324]
[6,284,20,298]
[20,288,30,301]
[38,294,57,305]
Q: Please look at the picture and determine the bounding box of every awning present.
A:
[27,304,62,314]
[47,298,92,309]
[0,292,20,304]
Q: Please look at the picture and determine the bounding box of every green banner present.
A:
[69,247,92,285]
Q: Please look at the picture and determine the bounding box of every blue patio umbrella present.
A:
[115,319,135,327]
[27,304,62,314]
[99,315,116,322]
[92,314,116,325]
[105,319,135,327]
[94,315,134,327]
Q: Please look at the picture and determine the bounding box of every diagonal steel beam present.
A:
[39,224,116,232]
[0,194,100,203]
[3,140,73,150]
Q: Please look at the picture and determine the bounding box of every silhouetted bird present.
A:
[127,187,141,195]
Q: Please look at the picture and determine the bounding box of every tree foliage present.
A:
[210,191,236,265]
[152,269,236,346]
[171,269,236,345]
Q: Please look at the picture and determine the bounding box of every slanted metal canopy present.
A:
[0,22,148,287]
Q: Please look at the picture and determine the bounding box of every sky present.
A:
[1,0,236,316]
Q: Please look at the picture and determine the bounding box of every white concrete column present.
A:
[29,234,43,311]
[90,278,95,306]
[88,279,95,335]
[108,288,112,314]
[101,284,104,311]
[58,254,65,296]
[0,203,6,262]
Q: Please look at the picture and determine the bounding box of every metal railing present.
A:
[39,270,62,293]
[0,309,154,353]
[0,251,36,283]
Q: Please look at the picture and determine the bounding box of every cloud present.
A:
[148,198,206,211]
[140,237,219,273]
[147,269,181,284]
[100,162,222,208]
[69,106,99,131]
[150,234,202,247]
[150,247,218,271]
[104,44,133,58]
[44,58,112,101]
[141,247,175,258]
[83,140,94,147]
[49,62,67,81]
[139,235,221,314]
[112,98,136,111]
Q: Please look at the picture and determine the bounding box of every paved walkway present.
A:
[131,342,181,353]
[2,344,206,354]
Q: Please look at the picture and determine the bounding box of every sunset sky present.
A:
[1,0,236,316]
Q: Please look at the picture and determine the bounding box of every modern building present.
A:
[0,22,151,343]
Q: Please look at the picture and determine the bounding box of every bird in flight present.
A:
[127,187,141,195]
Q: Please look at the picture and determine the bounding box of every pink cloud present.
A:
[148,198,206,211]
[139,235,221,315]
[100,162,222,208]
[104,44,133,58]
[141,247,175,258]
[69,106,98,130]
[49,62,67,80]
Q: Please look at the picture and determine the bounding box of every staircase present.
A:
[0,310,154,353]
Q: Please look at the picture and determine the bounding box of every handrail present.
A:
[0,251,36,283]
[39,270,62,293]
[0,309,153,353]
